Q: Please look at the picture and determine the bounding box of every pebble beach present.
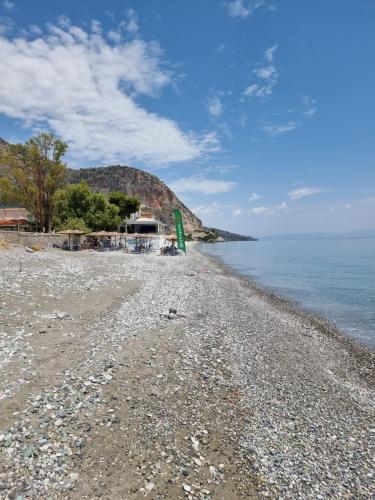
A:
[0,243,374,499]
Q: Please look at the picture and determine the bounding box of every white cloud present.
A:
[225,0,269,19]
[302,107,317,117]
[170,177,236,194]
[56,15,71,29]
[122,8,139,34]
[264,44,277,64]
[225,0,251,18]
[261,121,297,136]
[248,192,261,202]
[28,24,42,36]
[244,83,273,98]
[205,164,238,174]
[344,203,353,210]
[244,44,279,99]
[302,95,317,117]
[249,201,288,216]
[206,95,223,118]
[0,19,220,166]
[192,202,220,216]
[3,1,14,11]
[0,16,13,34]
[108,9,139,42]
[233,208,243,216]
[254,66,276,79]
[250,206,268,215]
[288,187,329,200]
[107,29,122,43]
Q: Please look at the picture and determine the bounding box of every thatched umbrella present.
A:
[165,234,177,247]
[57,229,87,250]
[165,234,177,241]
[105,231,123,237]
[57,229,87,235]
[86,231,110,238]
[86,230,125,250]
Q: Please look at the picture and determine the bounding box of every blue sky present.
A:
[0,0,374,236]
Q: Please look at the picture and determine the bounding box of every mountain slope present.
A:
[205,227,257,242]
[1,138,256,240]
[68,165,202,233]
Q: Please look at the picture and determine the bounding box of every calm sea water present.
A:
[202,239,375,348]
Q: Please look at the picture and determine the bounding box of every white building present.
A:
[119,211,167,250]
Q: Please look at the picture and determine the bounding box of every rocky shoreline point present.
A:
[0,244,374,499]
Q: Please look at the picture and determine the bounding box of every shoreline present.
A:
[197,243,375,379]
[1,244,374,498]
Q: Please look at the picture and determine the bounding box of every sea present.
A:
[201,238,375,348]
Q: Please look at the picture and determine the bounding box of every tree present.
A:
[108,192,140,219]
[59,217,91,233]
[0,133,68,232]
[54,181,93,227]
[85,192,121,231]
[54,182,122,231]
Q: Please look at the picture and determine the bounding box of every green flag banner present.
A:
[174,209,186,253]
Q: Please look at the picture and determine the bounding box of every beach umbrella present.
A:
[86,231,110,237]
[165,234,177,241]
[57,229,87,250]
[57,229,87,235]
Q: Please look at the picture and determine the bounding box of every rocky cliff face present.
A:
[68,165,202,234]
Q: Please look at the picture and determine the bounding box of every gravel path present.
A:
[0,244,374,499]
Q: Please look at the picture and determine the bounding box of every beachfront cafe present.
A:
[120,212,167,251]
[121,212,166,236]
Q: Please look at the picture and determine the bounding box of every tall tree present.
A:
[0,133,68,232]
[54,182,122,231]
[54,181,93,225]
[85,193,121,231]
[108,192,140,219]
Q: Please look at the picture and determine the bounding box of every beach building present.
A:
[0,208,29,231]
[120,211,167,250]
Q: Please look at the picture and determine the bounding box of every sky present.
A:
[0,0,374,237]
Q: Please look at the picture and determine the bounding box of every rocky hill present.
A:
[0,138,257,240]
[204,227,257,242]
[68,165,202,234]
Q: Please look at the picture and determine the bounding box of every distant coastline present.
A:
[202,227,257,242]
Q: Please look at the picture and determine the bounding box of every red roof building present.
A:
[0,208,29,230]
